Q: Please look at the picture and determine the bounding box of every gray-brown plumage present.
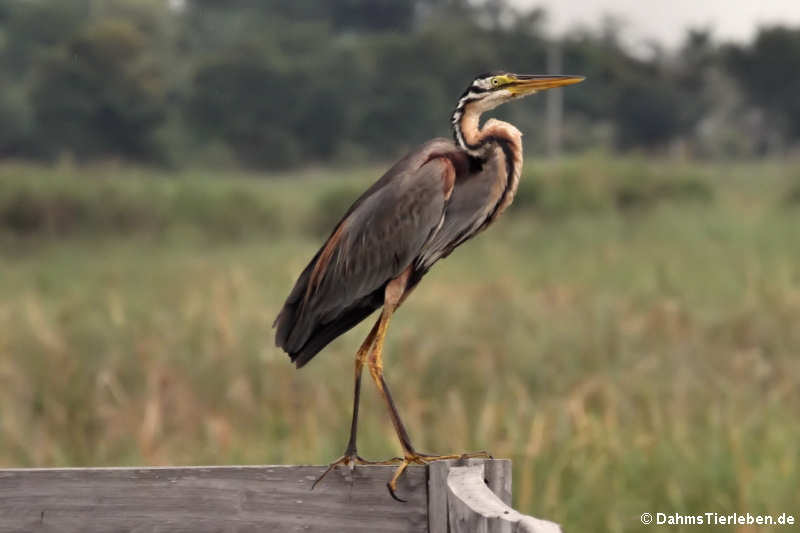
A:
[273,71,584,500]
[274,140,461,368]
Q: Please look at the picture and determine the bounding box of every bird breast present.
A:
[417,143,515,269]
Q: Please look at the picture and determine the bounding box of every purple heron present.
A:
[274,72,584,500]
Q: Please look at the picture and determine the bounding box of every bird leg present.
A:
[366,302,490,502]
[343,317,381,459]
[367,305,416,452]
[312,317,402,490]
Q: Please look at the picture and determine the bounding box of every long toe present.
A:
[313,452,407,490]
[311,454,360,490]
[356,455,404,466]
[410,450,492,463]
[385,451,492,502]
[387,460,411,503]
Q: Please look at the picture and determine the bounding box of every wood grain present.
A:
[0,465,428,533]
[0,460,560,533]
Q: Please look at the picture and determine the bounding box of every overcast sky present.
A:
[513,0,800,47]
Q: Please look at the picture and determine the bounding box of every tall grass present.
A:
[1,157,799,531]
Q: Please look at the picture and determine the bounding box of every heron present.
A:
[274,71,584,500]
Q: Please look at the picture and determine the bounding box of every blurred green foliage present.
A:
[1,0,800,168]
[1,159,800,532]
[514,158,714,216]
[1,4,798,528]
[784,172,800,207]
[0,165,284,240]
[725,27,800,141]
[0,157,719,241]
[31,18,167,161]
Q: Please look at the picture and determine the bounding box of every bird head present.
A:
[455,71,585,116]
[451,71,585,155]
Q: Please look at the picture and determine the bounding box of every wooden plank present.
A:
[0,460,557,533]
[483,459,512,506]
[427,461,450,533]
[446,464,561,533]
[0,465,429,533]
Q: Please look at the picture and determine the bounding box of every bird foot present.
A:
[387,450,492,502]
[311,452,403,490]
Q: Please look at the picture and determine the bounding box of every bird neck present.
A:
[452,105,522,160]
[452,105,522,157]
[452,105,490,158]
[452,107,524,221]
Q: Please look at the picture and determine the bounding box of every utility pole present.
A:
[546,42,563,159]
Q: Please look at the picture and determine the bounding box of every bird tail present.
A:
[284,301,380,368]
[273,257,383,368]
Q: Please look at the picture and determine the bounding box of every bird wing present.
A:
[416,144,510,270]
[309,156,453,320]
[274,138,459,366]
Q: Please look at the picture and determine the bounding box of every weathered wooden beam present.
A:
[0,465,428,533]
[0,460,561,533]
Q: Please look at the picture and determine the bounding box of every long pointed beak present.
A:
[508,74,585,95]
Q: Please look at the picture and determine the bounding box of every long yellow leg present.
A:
[347,317,381,453]
[367,303,490,501]
[315,269,489,499]
[367,305,489,502]
[367,306,416,453]
[312,318,401,490]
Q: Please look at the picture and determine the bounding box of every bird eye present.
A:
[491,78,500,87]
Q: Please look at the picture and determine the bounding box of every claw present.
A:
[384,450,491,502]
[386,459,410,502]
[312,453,405,491]
[315,450,491,500]
[387,481,407,503]
[311,454,358,490]
[311,460,342,490]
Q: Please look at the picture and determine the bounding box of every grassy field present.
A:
[1,157,800,531]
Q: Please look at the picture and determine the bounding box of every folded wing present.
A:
[274,139,459,367]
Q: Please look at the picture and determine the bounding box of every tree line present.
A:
[1,0,799,169]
